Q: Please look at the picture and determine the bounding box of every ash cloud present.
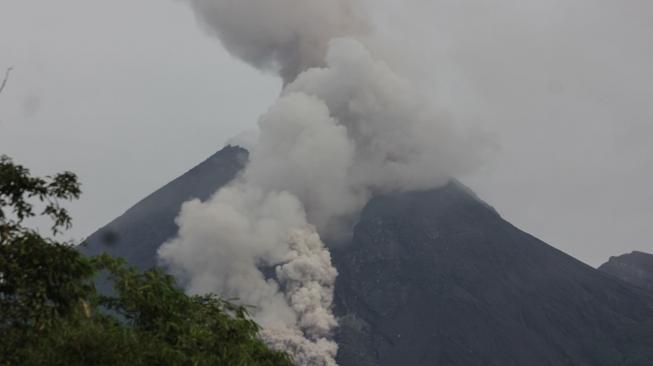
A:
[186,0,369,83]
[160,0,489,364]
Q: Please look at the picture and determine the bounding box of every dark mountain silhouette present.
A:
[80,146,653,366]
[600,251,653,293]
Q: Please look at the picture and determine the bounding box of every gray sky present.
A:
[1,0,651,266]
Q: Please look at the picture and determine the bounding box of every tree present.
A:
[0,155,292,366]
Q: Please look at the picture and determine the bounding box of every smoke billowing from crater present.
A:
[160,1,489,364]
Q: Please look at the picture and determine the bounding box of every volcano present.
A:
[81,146,653,366]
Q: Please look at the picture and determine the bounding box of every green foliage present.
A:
[0,154,80,235]
[0,155,292,366]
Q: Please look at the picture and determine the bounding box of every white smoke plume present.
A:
[160,1,488,364]
[160,94,346,364]
[186,0,369,83]
[260,230,339,366]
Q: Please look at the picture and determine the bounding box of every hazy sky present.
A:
[1,0,652,266]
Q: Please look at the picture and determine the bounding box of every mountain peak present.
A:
[361,179,497,223]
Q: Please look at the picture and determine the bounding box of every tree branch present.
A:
[0,67,13,96]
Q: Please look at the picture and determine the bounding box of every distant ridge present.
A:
[600,251,653,293]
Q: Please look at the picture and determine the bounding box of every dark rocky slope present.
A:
[80,147,653,366]
[600,251,653,293]
[332,184,653,366]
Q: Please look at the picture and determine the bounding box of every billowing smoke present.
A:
[186,0,368,83]
[160,1,487,364]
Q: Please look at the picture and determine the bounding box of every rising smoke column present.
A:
[160,1,486,365]
[160,93,347,364]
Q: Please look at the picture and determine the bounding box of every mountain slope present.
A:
[80,147,653,365]
[600,251,653,293]
[332,184,653,366]
[79,145,247,270]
